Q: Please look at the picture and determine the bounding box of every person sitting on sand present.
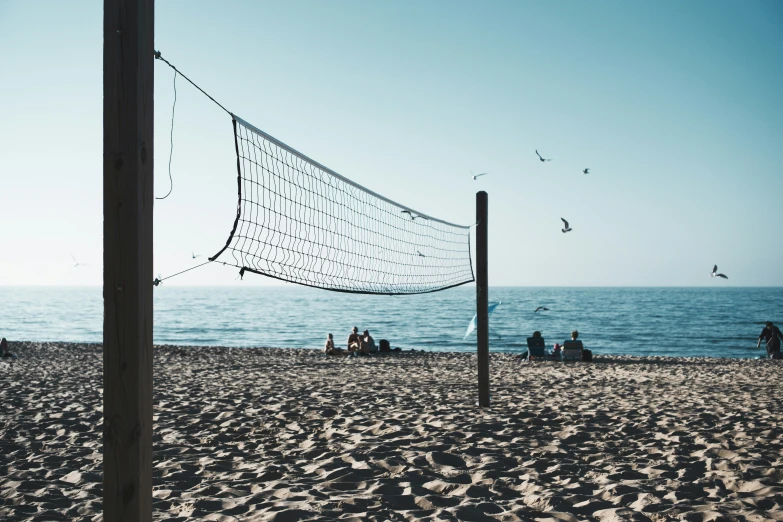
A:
[347,326,362,353]
[552,342,562,357]
[757,321,783,358]
[324,333,345,356]
[360,330,378,355]
[521,330,545,360]
[1,337,16,358]
[563,330,593,361]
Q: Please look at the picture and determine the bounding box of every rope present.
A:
[156,68,177,200]
[151,50,230,284]
[153,260,212,286]
[153,50,232,117]
[489,327,510,351]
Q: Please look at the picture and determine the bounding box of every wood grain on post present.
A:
[476,191,490,407]
[103,0,154,519]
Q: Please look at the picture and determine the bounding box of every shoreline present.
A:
[0,340,769,361]
[2,342,782,521]
[2,287,779,360]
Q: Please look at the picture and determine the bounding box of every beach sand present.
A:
[1,342,782,521]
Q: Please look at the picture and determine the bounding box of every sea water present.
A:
[0,286,780,359]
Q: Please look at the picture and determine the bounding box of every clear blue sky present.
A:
[1,1,781,286]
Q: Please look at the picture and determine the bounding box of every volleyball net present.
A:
[208,115,475,295]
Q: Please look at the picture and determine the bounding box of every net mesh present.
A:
[209,116,475,295]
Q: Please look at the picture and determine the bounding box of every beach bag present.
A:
[582,349,593,362]
[379,339,390,352]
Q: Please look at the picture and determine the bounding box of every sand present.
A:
[1,341,782,521]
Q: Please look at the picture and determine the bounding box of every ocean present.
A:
[0,286,780,359]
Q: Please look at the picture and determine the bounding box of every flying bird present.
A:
[192,251,201,259]
[470,170,488,180]
[534,306,549,313]
[535,150,552,162]
[416,251,425,257]
[710,265,728,279]
[583,168,590,174]
[69,252,90,267]
[561,218,572,233]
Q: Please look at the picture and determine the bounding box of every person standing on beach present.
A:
[1,337,16,358]
[757,321,783,357]
[347,327,361,353]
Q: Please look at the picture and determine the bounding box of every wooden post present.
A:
[476,191,489,407]
[103,0,154,519]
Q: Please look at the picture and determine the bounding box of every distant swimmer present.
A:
[534,306,549,313]
[471,170,488,180]
[583,168,590,174]
[561,218,572,233]
[710,265,728,279]
[535,150,552,162]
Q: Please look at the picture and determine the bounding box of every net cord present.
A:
[237,265,472,296]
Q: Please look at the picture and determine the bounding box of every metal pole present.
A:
[103,0,154,519]
[476,191,489,407]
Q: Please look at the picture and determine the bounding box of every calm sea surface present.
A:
[0,286,780,359]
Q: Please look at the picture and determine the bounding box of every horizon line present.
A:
[1,284,781,289]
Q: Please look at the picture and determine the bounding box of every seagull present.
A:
[583,168,590,174]
[416,251,425,257]
[470,170,488,180]
[192,251,201,259]
[534,306,549,313]
[710,265,728,279]
[535,150,552,162]
[561,218,572,233]
[69,252,90,267]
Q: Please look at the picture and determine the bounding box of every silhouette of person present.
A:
[1,337,16,358]
[757,321,783,357]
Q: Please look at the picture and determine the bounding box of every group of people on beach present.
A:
[324,326,378,356]
[527,329,584,358]
[525,322,783,360]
